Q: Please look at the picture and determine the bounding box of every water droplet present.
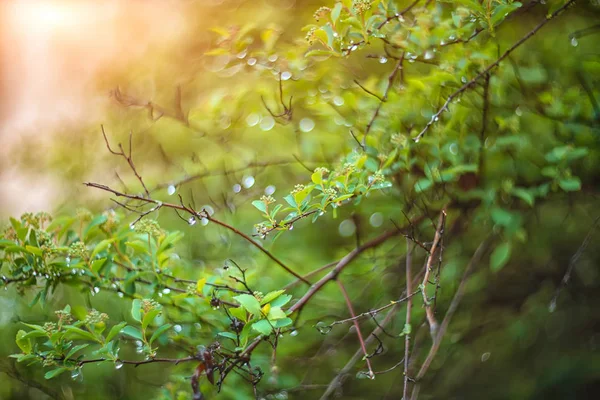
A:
[129,223,135,230]
[201,218,209,226]
[548,299,557,313]
[333,96,344,106]
[188,217,197,226]
[118,292,124,298]
[236,49,247,59]
[93,287,100,294]
[424,50,434,60]
[414,136,421,143]
[260,116,275,131]
[265,185,276,195]
[233,184,242,193]
[481,352,491,362]
[570,37,578,47]
[162,288,171,294]
[461,76,468,83]
[174,324,183,333]
[66,257,71,266]
[247,58,257,66]
[115,361,124,370]
[369,212,383,227]
[319,211,325,216]
[379,56,387,64]
[338,219,356,237]
[449,143,458,155]
[71,368,82,381]
[281,71,292,80]
[315,322,332,334]
[288,225,294,231]
[219,116,231,129]
[350,45,358,51]
[246,113,260,127]
[243,176,255,189]
[515,106,523,117]
[290,330,298,337]
[268,54,278,62]
[299,118,315,133]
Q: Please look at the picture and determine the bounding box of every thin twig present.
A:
[289,214,427,314]
[549,215,600,311]
[84,182,309,284]
[101,125,150,198]
[421,209,446,338]
[363,55,404,145]
[337,280,374,379]
[413,0,577,142]
[410,239,490,400]
[403,239,414,400]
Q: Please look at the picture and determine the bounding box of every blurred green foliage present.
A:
[1,0,600,399]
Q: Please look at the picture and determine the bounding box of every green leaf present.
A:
[149,324,172,344]
[559,177,581,192]
[415,178,433,193]
[64,326,98,342]
[105,322,127,343]
[196,277,207,294]
[217,332,238,341]
[273,318,293,328]
[251,200,268,214]
[267,307,287,320]
[25,245,43,256]
[84,215,108,239]
[91,239,113,259]
[305,49,336,58]
[283,195,297,208]
[16,330,32,353]
[45,367,68,380]
[90,258,107,274]
[21,324,45,333]
[251,319,273,336]
[233,294,262,316]
[490,242,512,272]
[260,290,285,305]
[490,207,515,227]
[270,294,292,308]
[511,188,535,207]
[21,330,48,340]
[125,241,150,255]
[131,299,142,322]
[270,204,283,220]
[65,344,89,360]
[331,2,342,24]
[322,23,335,48]
[401,323,412,336]
[158,231,184,253]
[311,171,323,185]
[142,309,161,330]
[122,326,144,341]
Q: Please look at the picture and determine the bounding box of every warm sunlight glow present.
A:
[9,1,83,33]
